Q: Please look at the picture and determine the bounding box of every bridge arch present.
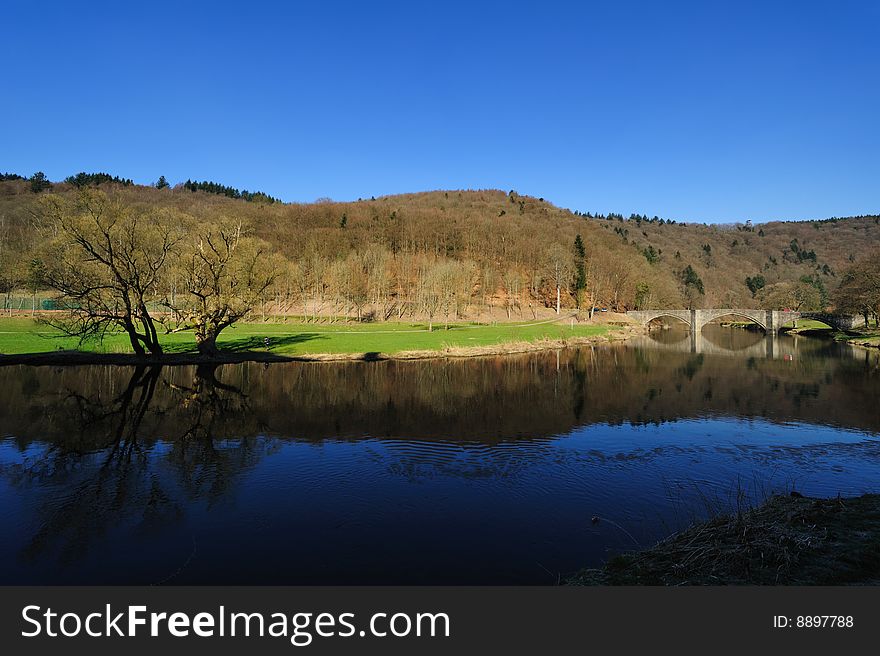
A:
[696,310,767,333]
[626,310,692,328]
[645,313,692,328]
[798,312,865,331]
[777,315,833,331]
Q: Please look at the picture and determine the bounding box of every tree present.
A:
[327,253,369,321]
[544,243,573,314]
[363,245,392,319]
[573,235,586,308]
[634,281,650,309]
[26,258,47,314]
[745,274,766,298]
[834,251,880,325]
[760,279,822,311]
[502,269,523,319]
[416,262,444,331]
[155,176,170,189]
[0,250,25,315]
[29,171,51,193]
[436,260,475,328]
[164,221,281,356]
[38,190,179,356]
[680,264,705,308]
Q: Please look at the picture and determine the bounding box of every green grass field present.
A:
[0,316,617,357]
[839,327,880,348]
[784,319,835,331]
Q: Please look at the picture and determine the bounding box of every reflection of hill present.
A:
[1,339,878,448]
[0,341,878,584]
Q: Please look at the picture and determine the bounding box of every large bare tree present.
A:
[834,251,880,325]
[38,190,180,357]
[164,221,281,356]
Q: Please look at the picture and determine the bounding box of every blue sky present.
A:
[4,0,878,222]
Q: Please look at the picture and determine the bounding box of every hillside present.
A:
[1,176,878,317]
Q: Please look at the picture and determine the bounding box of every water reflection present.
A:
[0,330,878,584]
[639,323,827,358]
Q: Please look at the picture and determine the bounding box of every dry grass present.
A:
[569,494,880,586]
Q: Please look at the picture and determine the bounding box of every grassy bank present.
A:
[783,318,835,332]
[0,316,624,363]
[835,327,880,349]
[775,318,879,347]
[569,494,880,585]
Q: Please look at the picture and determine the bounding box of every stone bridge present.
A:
[626,309,865,333]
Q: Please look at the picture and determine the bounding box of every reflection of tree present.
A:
[168,364,249,440]
[1,364,271,577]
[65,365,161,451]
[164,364,273,503]
[9,366,172,567]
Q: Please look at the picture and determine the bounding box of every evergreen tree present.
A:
[29,171,51,193]
[745,274,766,297]
[572,234,586,307]
[680,265,705,307]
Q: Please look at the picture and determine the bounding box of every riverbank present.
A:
[837,328,880,349]
[0,317,636,366]
[730,318,880,349]
[568,493,880,585]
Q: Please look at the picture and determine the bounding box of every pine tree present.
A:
[573,234,586,307]
[29,171,50,193]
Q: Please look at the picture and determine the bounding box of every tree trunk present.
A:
[196,333,219,358]
[556,285,560,314]
[127,333,146,358]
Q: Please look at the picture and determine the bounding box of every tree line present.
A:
[2,170,279,205]
[182,179,280,204]
[1,180,879,337]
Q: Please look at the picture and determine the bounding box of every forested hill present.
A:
[0,176,878,313]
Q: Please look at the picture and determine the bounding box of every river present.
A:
[0,326,878,584]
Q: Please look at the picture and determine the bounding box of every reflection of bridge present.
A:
[626,308,865,333]
[634,329,874,359]
[635,330,783,357]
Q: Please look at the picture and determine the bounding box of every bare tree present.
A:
[544,243,574,314]
[164,221,281,356]
[435,260,476,329]
[363,245,392,320]
[501,269,523,319]
[416,261,444,331]
[834,251,880,325]
[38,190,180,357]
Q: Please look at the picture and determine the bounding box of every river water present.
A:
[0,326,878,584]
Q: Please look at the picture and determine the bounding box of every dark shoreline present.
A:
[568,494,880,586]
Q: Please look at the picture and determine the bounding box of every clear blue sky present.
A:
[4,0,878,222]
